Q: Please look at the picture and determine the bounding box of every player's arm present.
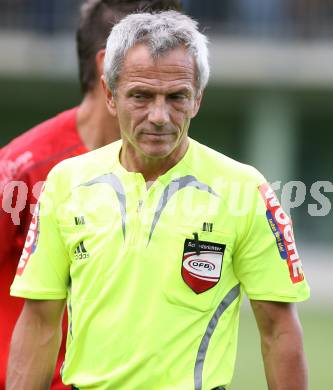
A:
[250,300,308,390]
[6,298,66,390]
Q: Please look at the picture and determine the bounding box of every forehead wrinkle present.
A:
[117,45,197,91]
[124,82,194,95]
[122,65,195,79]
[124,63,194,72]
[119,68,196,91]
[120,75,195,90]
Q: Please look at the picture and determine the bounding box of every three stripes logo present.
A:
[74,241,90,260]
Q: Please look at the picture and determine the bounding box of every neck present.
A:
[77,87,120,150]
[120,138,189,182]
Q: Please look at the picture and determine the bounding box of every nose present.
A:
[148,97,170,127]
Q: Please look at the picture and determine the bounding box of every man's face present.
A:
[104,44,202,161]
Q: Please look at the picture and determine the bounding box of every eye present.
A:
[132,92,149,101]
[168,93,188,101]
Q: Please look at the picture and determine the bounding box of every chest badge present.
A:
[182,236,225,294]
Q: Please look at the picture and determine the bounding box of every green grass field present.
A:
[229,305,332,389]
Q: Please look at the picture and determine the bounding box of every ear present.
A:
[101,75,117,117]
[95,49,105,78]
[191,91,203,119]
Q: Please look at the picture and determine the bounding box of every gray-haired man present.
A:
[8,11,309,390]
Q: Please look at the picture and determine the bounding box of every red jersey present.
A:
[0,107,88,390]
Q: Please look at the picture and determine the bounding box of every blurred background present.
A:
[0,0,332,388]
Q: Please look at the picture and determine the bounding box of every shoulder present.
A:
[45,141,121,202]
[1,107,79,160]
[188,138,266,185]
[0,107,80,187]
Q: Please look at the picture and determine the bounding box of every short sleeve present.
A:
[10,168,70,299]
[233,171,310,302]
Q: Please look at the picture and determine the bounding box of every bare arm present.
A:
[250,300,308,390]
[6,298,66,390]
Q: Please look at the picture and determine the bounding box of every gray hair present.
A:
[103,10,209,94]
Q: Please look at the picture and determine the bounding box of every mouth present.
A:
[142,132,174,139]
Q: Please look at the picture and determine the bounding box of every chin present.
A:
[137,139,174,156]
[141,145,174,160]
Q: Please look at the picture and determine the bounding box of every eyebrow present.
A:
[168,88,192,96]
[127,85,192,95]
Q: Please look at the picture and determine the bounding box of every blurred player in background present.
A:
[7,10,309,390]
[0,1,182,389]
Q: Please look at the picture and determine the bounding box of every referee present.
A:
[7,11,309,390]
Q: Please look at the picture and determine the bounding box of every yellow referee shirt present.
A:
[11,138,310,390]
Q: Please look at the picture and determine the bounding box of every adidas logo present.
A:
[74,241,90,260]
